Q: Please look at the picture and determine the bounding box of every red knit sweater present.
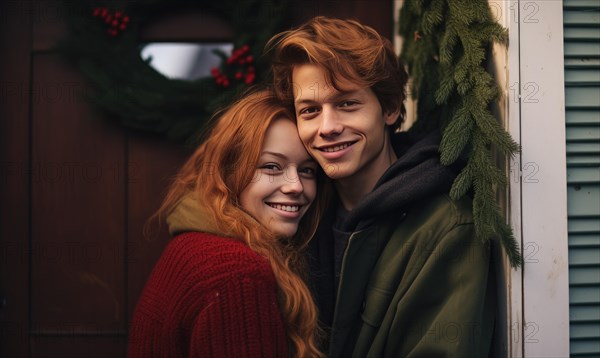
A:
[128,232,289,357]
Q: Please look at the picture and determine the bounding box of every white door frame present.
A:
[499,0,571,356]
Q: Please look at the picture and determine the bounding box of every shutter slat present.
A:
[566,110,600,125]
[565,27,600,41]
[570,287,600,304]
[568,167,600,184]
[564,0,600,10]
[570,266,600,285]
[564,41,600,56]
[564,11,600,27]
[570,322,600,340]
[570,233,600,246]
[567,189,600,217]
[564,58,600,68]
[566,126,600,142]
[565,87,600,108]
[571,305,600,322]
[569,218,600,234]
[568,245,600,266]
[567,142,600,156]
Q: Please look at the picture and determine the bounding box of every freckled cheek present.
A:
[239,179,272,217]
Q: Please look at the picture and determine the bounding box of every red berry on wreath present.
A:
[245,55,254,63]
[245,73,255,84]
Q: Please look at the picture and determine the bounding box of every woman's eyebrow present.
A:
[261,151,288,160]
[262,151,316,166]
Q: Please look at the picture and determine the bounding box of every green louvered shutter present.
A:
[564,1,600,356]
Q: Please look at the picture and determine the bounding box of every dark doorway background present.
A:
[0,1,393,356]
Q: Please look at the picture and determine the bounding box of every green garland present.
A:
[60,0,289,144]
[399,0,522,266]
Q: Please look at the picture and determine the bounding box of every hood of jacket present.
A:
[166,195,222,237]
[341,131,459,231]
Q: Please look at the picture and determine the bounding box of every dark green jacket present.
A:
[333,194,494,357]
[308,133,495,357]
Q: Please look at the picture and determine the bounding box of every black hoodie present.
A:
[307,130,460,327]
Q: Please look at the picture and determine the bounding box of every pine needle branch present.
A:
[399,0,523,267]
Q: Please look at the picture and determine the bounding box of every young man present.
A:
[267,17,496,357]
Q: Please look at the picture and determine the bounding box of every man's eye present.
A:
[299,166,317,177]
[299,107,320,115]
[339,100,358,108]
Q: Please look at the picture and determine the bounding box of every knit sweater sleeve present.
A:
[189,271,289,357]
[128,233,289,358]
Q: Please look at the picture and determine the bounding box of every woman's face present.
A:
[240,117,318,237]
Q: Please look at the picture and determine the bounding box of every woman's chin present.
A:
[270,223,299,238]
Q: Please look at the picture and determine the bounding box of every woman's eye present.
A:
[260,163,281,173]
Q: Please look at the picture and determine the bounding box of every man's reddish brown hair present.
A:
[266,16,409,131]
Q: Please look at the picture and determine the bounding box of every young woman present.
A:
[128,89,326,357]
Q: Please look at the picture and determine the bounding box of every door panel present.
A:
[31,53,126,333]
[1,0,33,356]
[30,336,126,358]
[126,135,188,320]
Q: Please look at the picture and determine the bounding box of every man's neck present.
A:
[335,144,398,211]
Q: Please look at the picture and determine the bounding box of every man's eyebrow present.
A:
[329,90,361,101]
[294,98,317,105]
[294,89,361,105]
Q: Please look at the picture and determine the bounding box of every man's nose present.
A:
[318,107,343,138]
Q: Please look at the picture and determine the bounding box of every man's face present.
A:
[292,64,398,183]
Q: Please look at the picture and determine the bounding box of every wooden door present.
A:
[0,1,393,356]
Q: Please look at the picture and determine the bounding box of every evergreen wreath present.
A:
[398,0,523,266]
[60,0,289,143]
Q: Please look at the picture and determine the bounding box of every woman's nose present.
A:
[281,167,303,194]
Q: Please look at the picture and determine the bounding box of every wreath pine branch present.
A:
[60,0,289,145]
